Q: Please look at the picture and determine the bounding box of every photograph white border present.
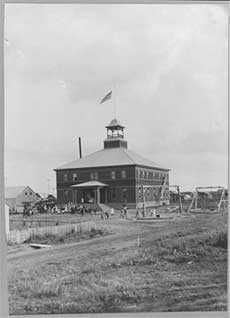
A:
[0,1,229,317]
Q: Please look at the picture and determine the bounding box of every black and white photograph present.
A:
[2,1,228,315]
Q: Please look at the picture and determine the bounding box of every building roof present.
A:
[55,147,169,171]
[71,181,108,188]
[5,198,18,208]
[106,118,124,129]
[5,186,27,199]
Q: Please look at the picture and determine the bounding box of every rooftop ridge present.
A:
[120,147,136,164]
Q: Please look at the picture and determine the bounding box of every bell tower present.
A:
[104,118,128,149]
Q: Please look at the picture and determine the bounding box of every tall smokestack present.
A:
[78,137,82,159]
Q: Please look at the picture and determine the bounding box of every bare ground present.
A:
[7,211,227,314]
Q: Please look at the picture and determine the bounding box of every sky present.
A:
[4,3,228,194]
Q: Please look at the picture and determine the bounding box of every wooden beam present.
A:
[196,186,224,190]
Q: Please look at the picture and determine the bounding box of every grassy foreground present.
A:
[8,212,227,314]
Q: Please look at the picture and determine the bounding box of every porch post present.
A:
[94,188,97,204]
[96,187,100,204]
[105,188,108,203]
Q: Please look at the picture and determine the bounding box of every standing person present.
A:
[123,204,127,218]
[142,207,145,217]
[125,206,129,218]
[79,204,83,216]
[136,208,141,218]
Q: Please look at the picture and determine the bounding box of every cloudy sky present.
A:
[4,3,228,194]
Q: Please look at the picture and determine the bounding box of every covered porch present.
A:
[71,181,109,204]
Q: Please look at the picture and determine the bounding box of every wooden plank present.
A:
[29,243,51,249]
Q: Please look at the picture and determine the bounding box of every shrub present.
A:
[208,231,227,249]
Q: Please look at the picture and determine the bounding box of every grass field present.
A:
[7,211,227,314]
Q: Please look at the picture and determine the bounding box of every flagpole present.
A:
[113,83,117,119]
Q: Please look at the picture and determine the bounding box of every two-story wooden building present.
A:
[55,119,170,209]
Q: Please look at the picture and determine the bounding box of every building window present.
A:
[112,188,116,199]
[64,174,68,182]
[146,187,150,195]
[30,192,32,195]
[90,172,98,180]
[140,171,143,179]
[122,188,127,201]
[155,172,159,179]
[121,170,126,178]
[111,171,116,180]
[64,190,69,201]
[25,192,27,195]
[73,173,78,181]
[144,171,147,179]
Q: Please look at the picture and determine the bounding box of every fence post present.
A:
[177,186,183,214]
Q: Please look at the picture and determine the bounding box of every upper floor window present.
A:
[25,192,27,195]
[90,172,98,180]
[111,171,116,180]
[64,174,68,182]
[30,192,32,195]
[144,171,147,179]
[140,171,143,179]
[121,170,126,178]
[73,173,78,181]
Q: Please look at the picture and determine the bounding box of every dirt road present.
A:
[7,212,227,314]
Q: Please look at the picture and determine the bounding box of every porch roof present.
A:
[71,181,108,188]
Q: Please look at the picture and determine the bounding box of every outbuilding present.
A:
[5,186,41,213]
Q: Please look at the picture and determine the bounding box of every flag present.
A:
[100,91,112,104]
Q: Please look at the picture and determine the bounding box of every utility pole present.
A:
[78,137,82,159]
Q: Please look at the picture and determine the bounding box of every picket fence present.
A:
[7,221,96,244]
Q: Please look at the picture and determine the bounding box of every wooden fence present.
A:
[7,221,96,244]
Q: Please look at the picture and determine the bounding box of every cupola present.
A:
[104,118,128,149]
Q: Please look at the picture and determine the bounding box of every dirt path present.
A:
[7,214,190,263]
[7,218,148,263]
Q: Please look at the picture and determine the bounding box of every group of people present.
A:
[135,207,159,218]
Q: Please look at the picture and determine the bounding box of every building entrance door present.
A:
[82,188,96,203]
